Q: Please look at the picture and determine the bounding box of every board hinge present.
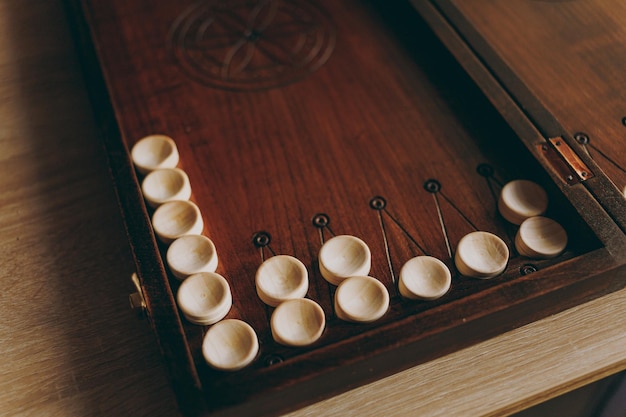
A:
[537,137,594,185]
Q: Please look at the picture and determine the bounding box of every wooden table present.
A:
[1,1,624,416]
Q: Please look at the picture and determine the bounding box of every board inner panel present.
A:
[78,0,605,413]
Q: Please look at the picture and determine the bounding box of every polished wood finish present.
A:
[63,0,626,415]
[416,0,626,232]
[2,1,626,417]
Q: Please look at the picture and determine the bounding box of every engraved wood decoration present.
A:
[168,0,336,90]
[67,0,626,415]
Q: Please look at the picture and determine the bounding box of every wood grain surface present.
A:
[431,0,626,231]
[447,0,626,187]
[1,1,626,416]
[0,1,177,416]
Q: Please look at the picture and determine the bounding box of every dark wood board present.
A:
[65,0,626,415]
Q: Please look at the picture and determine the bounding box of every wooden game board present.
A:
[65,0,626,415]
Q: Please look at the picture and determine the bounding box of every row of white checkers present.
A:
[132,135,257,371]
[130,134,568,371]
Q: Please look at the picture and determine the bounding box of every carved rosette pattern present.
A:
[169,0,336,91]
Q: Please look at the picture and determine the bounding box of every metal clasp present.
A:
[129,273,147,314]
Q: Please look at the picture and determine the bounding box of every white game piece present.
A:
[202,319,259,371]
[498,179,548,225]
[516,216,568,259]
[455,231,509,279]
[399,256,451,300]
[318,235,371,286]
[255,255,309,307]
[141,168,192,208]
[131,134,179,175]
[270,298,325,347]
[334,276,389,323]
[151,200,204,244]
[176,272,232,325]
[166,234,218,280]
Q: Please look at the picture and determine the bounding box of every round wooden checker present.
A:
[498,179,548,225]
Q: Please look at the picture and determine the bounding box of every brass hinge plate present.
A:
[538,137,594,185]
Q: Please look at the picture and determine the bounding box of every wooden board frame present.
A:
[64,1,626,416]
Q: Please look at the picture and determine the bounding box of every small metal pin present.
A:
[312,213,330,228]
[369,196,387,210]
[574,132,589,144]
[253,231,271,247]
[424,179,441,193]
[520,264,538,275]
[264,354,284,366]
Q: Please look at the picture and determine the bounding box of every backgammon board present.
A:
[64,0,626,416]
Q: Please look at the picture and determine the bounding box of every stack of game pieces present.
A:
[497,179,568,259]
[176,272,232,325]
[515,216,568,259]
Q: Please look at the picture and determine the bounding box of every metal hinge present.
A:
[538,137,594,185]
